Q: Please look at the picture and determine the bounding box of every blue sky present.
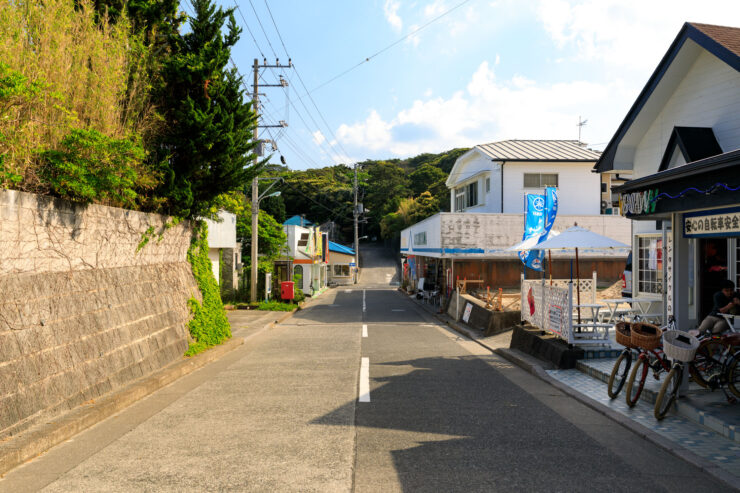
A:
[195,1,739,170]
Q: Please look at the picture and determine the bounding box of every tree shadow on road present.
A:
[311,355,660,492]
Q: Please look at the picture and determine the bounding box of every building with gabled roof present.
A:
[597,21,740,327]
[446,139,606,215]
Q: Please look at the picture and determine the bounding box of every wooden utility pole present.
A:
[250,58,291,303]
[250,59,260,303]
[353,163,359,283]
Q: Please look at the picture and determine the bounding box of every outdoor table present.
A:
[600,298,639,323]
[573,303,603,322]
[630,296,663,324]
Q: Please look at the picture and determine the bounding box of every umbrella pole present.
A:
[548,249,553,286]
[575,247,581,325]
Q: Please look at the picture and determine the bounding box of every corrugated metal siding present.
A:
[476,140,601,161]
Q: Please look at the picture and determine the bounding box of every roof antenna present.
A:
[577,116,588,144]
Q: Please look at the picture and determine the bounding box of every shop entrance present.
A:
[698,238,729,319]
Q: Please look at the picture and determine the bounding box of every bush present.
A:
[185,222,231,356]
[257,300,295,312]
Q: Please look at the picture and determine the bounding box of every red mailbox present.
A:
[281,281,295,300]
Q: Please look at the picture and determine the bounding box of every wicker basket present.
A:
[615,322,636,348]
[662,330,700,362]
[630,322,662,350]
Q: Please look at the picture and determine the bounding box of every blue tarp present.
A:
[328,241,355,255]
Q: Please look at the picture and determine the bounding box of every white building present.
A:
[281,216,328,296]
[446,140,603,215]
[596,22,740,326]
[204,210,240,298]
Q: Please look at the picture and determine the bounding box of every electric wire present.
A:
[309,0,475,95]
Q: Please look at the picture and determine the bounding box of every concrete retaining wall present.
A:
[0,190,197,437]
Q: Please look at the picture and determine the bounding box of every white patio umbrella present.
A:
[516,225,629,323]
[506,230,560,252]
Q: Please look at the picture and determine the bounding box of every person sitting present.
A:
[698,279,740,334]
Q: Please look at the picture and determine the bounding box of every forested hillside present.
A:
[265,148,469,243]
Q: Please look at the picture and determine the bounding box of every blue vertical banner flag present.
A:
[526,187,559,271]
[519,194,546,270]
[543,187,558,235]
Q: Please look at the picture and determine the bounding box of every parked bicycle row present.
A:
[607,316,740,420]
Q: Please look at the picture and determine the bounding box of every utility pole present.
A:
[250,58,291,303]
[353,163,359,284]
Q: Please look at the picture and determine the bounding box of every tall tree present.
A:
[154,0,261,218]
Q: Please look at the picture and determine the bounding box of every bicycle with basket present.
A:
[624,320,674,408]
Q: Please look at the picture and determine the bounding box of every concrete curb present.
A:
[429,310,739,490]
[0,305,304,477]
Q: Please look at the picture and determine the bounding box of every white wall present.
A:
[205,211,237,249]
[401,213,443,255]
[632,50,740,179]
[502,162,600,215]
[447,150,498,213]
[208,249,220,285]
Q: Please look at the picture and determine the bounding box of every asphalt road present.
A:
[0,246,733,492]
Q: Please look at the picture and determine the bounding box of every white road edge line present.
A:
[359,357,370,402]
[362,324,368,338]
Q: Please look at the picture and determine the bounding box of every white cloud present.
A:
[536,0,739,70]
[336,61,631,158]
[384,0,403,31]
[312,130,325,146]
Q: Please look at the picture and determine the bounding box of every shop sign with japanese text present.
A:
[684,206,740,238]
[619,189,658,216]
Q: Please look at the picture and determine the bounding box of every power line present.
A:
[257,1,353,162]
[247,0,278,58]
[309,0,475,95]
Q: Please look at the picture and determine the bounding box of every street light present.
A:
[250,178,282,303]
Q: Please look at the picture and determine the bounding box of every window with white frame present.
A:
[454,187,465,211]
[485,177,490,193]
[466,181,478,207]
[414,231,427,245]
[637,236,663,294]
[454,180,480,210]
[523,173,558,188]
[333,264,350,277]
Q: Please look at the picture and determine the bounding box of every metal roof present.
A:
[475,140,601,162]
[328,241,355,255]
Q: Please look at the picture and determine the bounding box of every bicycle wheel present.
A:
[607,351,632,399]
[689,339,724,388]
[728,354,740,398]
[625,356,647,407]
[655,366,681,420]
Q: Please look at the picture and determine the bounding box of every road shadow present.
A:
[312,355,658,492]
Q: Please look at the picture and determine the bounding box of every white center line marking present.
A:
[362,289,366,312]
[362,324,368,338]
[359,357,370,402]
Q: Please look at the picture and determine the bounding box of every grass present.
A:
[257,300,297,312]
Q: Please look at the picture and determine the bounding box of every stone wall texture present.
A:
[0,190,197,437]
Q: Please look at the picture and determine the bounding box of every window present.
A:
[414,232,427,245]
[454,187,465,211]
[333,264,350,277]
[454,180,479,210]
[293,265,303,281]
[637,236,663,294]
[523,173,558,188]
[485,177,490,193]
[466,181,478,208]
[297,233,309,247]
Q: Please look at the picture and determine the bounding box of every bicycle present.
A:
[688,322,739,389]
[607,321,637,399]
[625,320,674,408]
[654,330,701,420]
